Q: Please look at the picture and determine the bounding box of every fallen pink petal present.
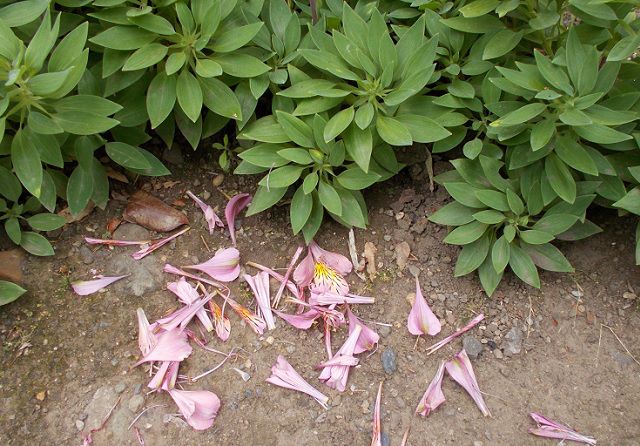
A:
[167,279,214,332]
[84,237,149,246]
[272,246,303,307]
[225,193,252,246]
[445,349,490,417]
[133,328,192,367]
[156,293,212,333]
[244,272,276,330]
[186,190,224,234]
[136,308,157,356]
[71,274,129,296]
[371,382,383,446]
[168,388,221,430]
[415,361,446,417]
[529,412,597,445]
[209,301,231,341]
[184,247,240,282]
[163,263,225,289]
[222,294,266,335]
[407,277,441,337]
[246,261,302,299]
[347,307,379,354]
[426,313,485,355]
[266,355,329,409]
[132,227,190,260]
[274,309,321,330]
[309,291,374,306]
[319,325,361,392]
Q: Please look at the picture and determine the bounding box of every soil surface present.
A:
[1,153,639,446]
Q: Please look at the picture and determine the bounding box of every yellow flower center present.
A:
[313,262,348,295]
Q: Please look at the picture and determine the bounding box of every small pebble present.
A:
[128,395,144,413]
[494,349,504,359]
[75,420,85,431]
[381,347,397,374]
[115,383,126,394]
[212,174,224,187]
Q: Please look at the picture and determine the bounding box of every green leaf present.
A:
[176,70,203,123]
[298,49,359,81]
[559,108,592,126]
[519,230,553,245]
[66,166,93,216]
[200,77,242,120]
[483,30,523,60]
[165,53,186,75]
[0,0,48,27]
[303,171,318,194]
[290,185,312,234]
[89,26,156,50]
[556,219,602,241]
[521,242,573,273]
[534,50,572,95]
[395,115,451,143]
[613,187,640,215]
[429,201,476,226]
[127,149,170,177]
[460,0,500,17]
[12,130,42,198]
[504,224,516,242]
[545,154,576,204]
[53,95,122,116]
[530,117,555,150]
[440,15,505,33]
[566,28,597,95]
[5,218,21,244]
[454,232,491,277]
[336,168,381,190]
[129,13,176,35]
[246,185,287,216]
[607,35,640,62]
[239,144,288,168]
[258,165,304,188]
[239,116,290,143]
[301,192,324,243]
[324,107,354,142]
[27,213,65,231]
[355,103,374,129]
[147,72,176,128]
[211,22,263,53]
[573,124,632,144]
[20,231,54,256]
[479,255,503,296]
[473,210,504,224]
[463,139,483,160]
[444,182,485,208]
[533,214,579,235]
[105,142,152,170]
[376,115,412,146]
[555,135,598,176]
[0,166,22,202]
[318,180,342,216]
[52,111,119,135]
[474,189,509,212]
[276,111,314,148]
[214,54,270,78]
[490,103,546,127]
[276,148,312,165]
[123,43,167,71]
[344,125,373,173]
[443,221,488,245]
[491,235,510,273]
[508,243,540,288]
[28,69,72,97]
[0,280,27,306]
[506,189,524,215]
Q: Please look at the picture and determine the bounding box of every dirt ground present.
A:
[1,152,639,446]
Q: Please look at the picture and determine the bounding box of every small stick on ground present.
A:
[216,187,232,201]
[602,324,640,367]
[81,395,122,445]
[200,234,211,253]
[128,404,167,430]
[348,229,366,282]
[595,323,603,368]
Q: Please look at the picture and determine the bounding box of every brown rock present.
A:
[394,242,411,271]
[0,249,25,283]
[123,191,188,232]
[363,242,377,278]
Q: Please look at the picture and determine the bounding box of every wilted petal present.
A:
[186,190,224,235]
[168,389,221,431]
[223,295,266,335]
[426,314,485,356]
[247,261,302,300]
[274,309,320,330]
[445,349,490,417]
[407,277,441,336]
[266,355,329,409]
[133,329,192,367]
[310,291,374,306]
[318,325,361,392]
[136,308,156,356]
[273,246,304,307]
[209,301,231,341]
[225,193,252,246]
[132,227,190,260]
[529,413,597,445]
[71,274,129,296]
[292,250,315,288]
[371,382,383,446]
[84,237,148,246]
[415,361,446,417]
[309,241,352,276]
[156,294,212,333]
[184,247,240,282]
[244,272,275,330]
[163,263,225,289]
[167,278,213,332]
[347,307,379,354]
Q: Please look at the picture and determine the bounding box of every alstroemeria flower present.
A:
[445,349,490,417]
[156,293,212,333]
[266,355,329,409]
[244,272,276,330]
[184,247,240,282]
[310,291,375,306]
[136,308,157,356]
[133,328,192,367]
[528,412,596,445]
[407,277,441,337]
[186,190,224,234]
[415,361,446,417]
[293,241,352,295]
[426,313,484,355]
[225,193,252,246]
[168,389,221,431]
[346,307,379,354]
[71,274,129,296]
[371,382,383,446]
[222,295,266,335]
[167,278,214,332]
[318,325,361,392]
[209,301,231,341]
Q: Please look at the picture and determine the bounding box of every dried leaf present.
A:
[123,191,189,232]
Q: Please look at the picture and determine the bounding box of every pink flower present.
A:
[407,277,441,337]
[132,227,190,260]
[186,190,224,235]
[346,307,379,354]
[71,274,129,296]
[209,301,231,341]
[371,382,383,446]
[167,279,214,332]
[293,241,352,294]
[318,325,361,392]
[133,328,192,367]
[244,272,276,330]
[274,309,321,330]
[445,349,490,417]
[225,193,252,246]
[528,412,596,445]
[168,389,221,430]
[426,313,484,355]
[266,355,329,409]
[184,247,240,282]
[136,308,156,356]
[415,361,446,417]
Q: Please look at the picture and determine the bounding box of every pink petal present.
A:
[309,241,352,275]
[209,301,231,341]
[371,382,383,446]
[426,313,485,355]
[274,309,320,330]
[222,294,266,335]
[347,307,379,354]
[415,361,446,417]
[71,274,129,296]
[132,227,190,260]
[186,190,224,235]
[244,272,276,330]
[168,389,221,431]
[292,250,315,288]
[273,246,304,307]
[310,291,375,306]
[318,325,361,392]
[445,349,490,417]
[266,355,329,409]
[317,355,359,367]
[247,261,302,299]
[167,279,214,332]
[163,263,225,289]
[529,413,597,445]
[84,237,149,246]
[133,329,192,366]
[184,247,240,282]
[136,308,156,356]
[407,277,441,336]
[156,294,212,333]
[225,193,251,246]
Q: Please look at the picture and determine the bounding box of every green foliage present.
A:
[0,279,26,306]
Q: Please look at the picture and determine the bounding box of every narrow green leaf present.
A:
[545,154,576,204]
[27,213,65,231]
[147,72,176,128]
[290,185,312,234]
[246,185,287,216]
[376,115,412,146]
[0,280,27,306]
[454,232,491,277]
[258,165,304,188]
[490,103,546,127]
[276,111,314,148]
[519,230,554,245]
[491,235,510,273]
[176,70,203,123]
[521,242,573,272]
[443,221,488,245]
[483,30,523,60]
[344,125,373,173]
[508,243,540,288]
[555,135,598,176]
[318,180,342,216]
[429,201,476,226]
[20,231,54,256]
[324,107,354,142]
[105,142,152,170]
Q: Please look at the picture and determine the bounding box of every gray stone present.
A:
[163,414,188,428]
[445,295,459,309]
[381,347,397,374]
[378,325,392,338]
[408,265,420,278]
[83,385,119,431]
[106,252,163,297]
[462,335,483,359]
[75,420,85,431]
[114,383,126,394]
[494,349,504,359]
[79,246,94,265]
[503,327,523,356]
[128,395,144,413]
[381,432,390,446]
[113,224,151,241]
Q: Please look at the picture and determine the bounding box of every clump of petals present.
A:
[133,329,192,367]
[346,307,379,354]
[528,412,596,445]
[318,325,361,392]
[244,272,276,330]
[266,355,329,409]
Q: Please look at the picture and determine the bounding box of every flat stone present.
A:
[462,335,484,359]
[113,224,151,241]
[0,249,25,283]
[79,246,94,265]
[128,395,144,413]
[83,385,119,431]
[503,327,523,356]
[114,383,126,394]
[381,347,397,374]
[75,420,85,431]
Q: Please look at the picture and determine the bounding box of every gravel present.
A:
[462,335,484,359]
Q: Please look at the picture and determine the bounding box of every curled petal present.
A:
[167,279,213,332]
[293,250,315,288]
[347,307,379,354]
[71,274,129,296]
[445,349,490,417]
[274,309,320,330]
[136,308,156,356]
[168,389,221,431]
[310,291,374,306]
[184,247,240,282]
[529,413,597,445]
[209,301,231,341]
[225,193,252,246]
[133,329,192,367]
[84,237,148,246]
[186,190,224,235]
[371,382,383,446]
[132,227,190,260]
[415,361,446,417]
[163,263,225,289]
[222,294,266,335]
[426,314,484,355]
[244,272,276,330]
[318,325,361,392]
[407,277,441,337]
[309,241,352,276]
[156,294,212,333]
[266,355,329,409]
